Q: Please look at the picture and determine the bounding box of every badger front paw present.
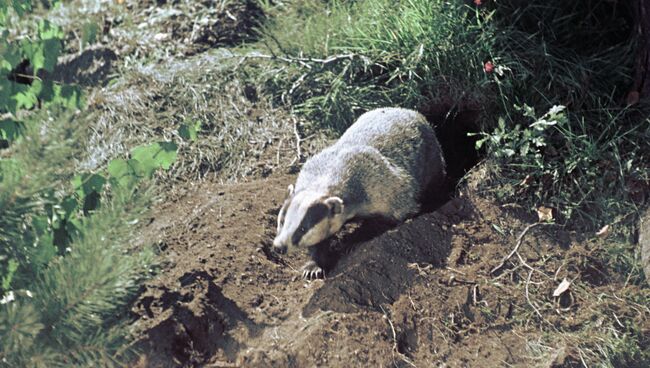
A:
[301,261,324,280]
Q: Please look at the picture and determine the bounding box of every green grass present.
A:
[253,2,650,364]
[476,0,648,233]
[257,0,492,132]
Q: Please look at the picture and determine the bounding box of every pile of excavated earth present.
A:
[128,167,648,367]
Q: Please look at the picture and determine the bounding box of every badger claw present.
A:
[301,261,324,280]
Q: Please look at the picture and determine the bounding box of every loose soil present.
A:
[129,168,650,367]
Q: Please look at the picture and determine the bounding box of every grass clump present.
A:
[257,0,492,132]
[477,0,649,233]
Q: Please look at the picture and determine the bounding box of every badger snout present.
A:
[272,237,288,254]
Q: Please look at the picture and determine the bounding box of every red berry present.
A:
[484,61,494,73]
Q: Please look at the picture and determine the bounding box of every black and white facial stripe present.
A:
[290,203,329,246]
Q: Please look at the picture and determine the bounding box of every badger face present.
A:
[273,185,345,253]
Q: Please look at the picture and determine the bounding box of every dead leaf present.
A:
[537,206,554,222]
[519,175,533,186]
[552,278,571,297]
[546,345,567,367]
[596,225,610,238]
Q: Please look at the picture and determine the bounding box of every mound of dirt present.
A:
[130,169,649,367]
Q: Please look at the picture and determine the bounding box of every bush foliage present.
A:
[0,1,179,366]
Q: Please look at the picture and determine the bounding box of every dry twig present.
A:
[379,306,417,368]
[491,222,550,274]
[292,117,303,163]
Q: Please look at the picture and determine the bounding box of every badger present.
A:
[273,107,446,279]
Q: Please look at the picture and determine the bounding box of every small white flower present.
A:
[546,105,566,116]
[0,291,15,304]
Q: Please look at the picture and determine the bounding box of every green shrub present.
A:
[0,2,179,365]
[477,0,648,232]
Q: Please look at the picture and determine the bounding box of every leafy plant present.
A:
[474,104,567,164]
[0,0,82,145]
[178,120,202,142]
[0,1,182,365]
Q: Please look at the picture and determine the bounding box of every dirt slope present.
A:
[127,167,648,368]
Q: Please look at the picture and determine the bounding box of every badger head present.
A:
[273,184,345,253]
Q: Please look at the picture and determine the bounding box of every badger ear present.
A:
[287,184,295,197]
[324,196,344,215]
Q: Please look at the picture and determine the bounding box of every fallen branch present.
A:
[491,222,550,275]
[240,52,358,68]
[292,117,303,163]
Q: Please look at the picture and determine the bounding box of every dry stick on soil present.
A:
[525,269,545,321]
[240,52,358,68]
[292,117,303,164]
[379,306,417,368]
[491,222,557,327]
[276,137,284,166]
[491,222,550,275]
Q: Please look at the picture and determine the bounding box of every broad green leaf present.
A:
[178,120,201,141]
[38,20,64,40]
[13,80,42,110]
[71,173,106,198]
[0,119,24,142]
[0,41,21,72]
[41,38,61,72]
[81,22,99,49]
[48,84,82,109]
[107,158,144,187]
[38,79,55,102]
[58,195,78,220]
[21,38,61,73]
[82,191,101,214]
[131,141,178,177]
[0,78,17,114]
[20,39,44,72]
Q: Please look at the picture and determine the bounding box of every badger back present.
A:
[336,108,444,188]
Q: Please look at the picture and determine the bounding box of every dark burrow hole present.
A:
[423,104,482,210]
